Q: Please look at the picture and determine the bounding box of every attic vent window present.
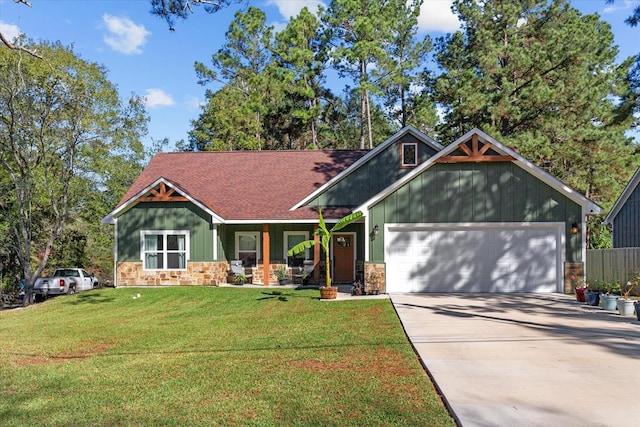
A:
[401,142,418,168]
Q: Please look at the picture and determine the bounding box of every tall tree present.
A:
[192,6,275,150]
[271,7,327,149]
[433,0,637,245]
[0,42,148,303]
[376,0,434,128]
[322,0,397,149]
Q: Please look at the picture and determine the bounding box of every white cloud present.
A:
[0,21,21,43]
[144,89,174,108]
[267,0,325,19]
[185,95,205,111]
[417,0,461,33]
[102,14,150,55]
[603,0,639,14]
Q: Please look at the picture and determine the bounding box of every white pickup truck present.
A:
[34,268,99,298]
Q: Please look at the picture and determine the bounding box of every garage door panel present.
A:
[386,224,561,293]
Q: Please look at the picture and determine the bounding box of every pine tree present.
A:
[433,0,637,210]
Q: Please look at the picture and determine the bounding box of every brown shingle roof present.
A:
[117,150,368,221]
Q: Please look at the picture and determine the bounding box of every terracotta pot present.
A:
[320,286,338,300]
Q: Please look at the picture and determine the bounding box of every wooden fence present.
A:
[586,248,640,284]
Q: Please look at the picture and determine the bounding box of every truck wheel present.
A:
[67,287,75,295]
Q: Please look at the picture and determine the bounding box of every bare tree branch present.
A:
[0,32,43,59]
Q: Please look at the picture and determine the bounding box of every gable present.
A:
[103,177,219,225]
[604,166,640,225]
[358,128,602,216]
[606,167,640,247]
[296,127,442,209]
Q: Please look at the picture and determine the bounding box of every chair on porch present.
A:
[230,260,252,284]
[293,260,315,285]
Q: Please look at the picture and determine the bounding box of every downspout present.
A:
[262,224,270,285]
[581,207,587,282]
[113,217,118,288]
[313,231,320,283]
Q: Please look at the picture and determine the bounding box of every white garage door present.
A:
[385,223,563,293]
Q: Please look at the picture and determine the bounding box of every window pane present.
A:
[146,253,162,269]
[287,234,306,267]
[145,235,161,251]
[287,234,305,248]
[239,235,257,251]
[167,252,185,269]
[402,143,417,166]
[239,252,256,268]
[167,235,178,250]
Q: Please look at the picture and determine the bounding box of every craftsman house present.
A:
[604,166,640,248]
[103,127,602,292]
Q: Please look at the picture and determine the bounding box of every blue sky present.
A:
[1,0,639,149]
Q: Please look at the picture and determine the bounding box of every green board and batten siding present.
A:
[612,182,640,248]
[369,162,582,262]
[117,202,214,262]
[311,135,439,207]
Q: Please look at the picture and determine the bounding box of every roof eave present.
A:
[604,166,640,225]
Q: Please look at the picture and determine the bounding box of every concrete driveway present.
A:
[390,293,640,427]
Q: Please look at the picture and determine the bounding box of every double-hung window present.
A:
[284,231,309,267]
[235,232,260,268]
[141,231,189,270]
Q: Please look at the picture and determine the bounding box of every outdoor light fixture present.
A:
[571,223,579,234]
[373,224,380,236]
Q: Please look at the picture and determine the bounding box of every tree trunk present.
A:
[365,89,373,149]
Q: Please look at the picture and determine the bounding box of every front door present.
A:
[333,234,354,283]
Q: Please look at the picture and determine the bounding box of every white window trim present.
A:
[284,231,309,266]
[235,231,261,267]
[140,230,190,271]
[401,142,418,167]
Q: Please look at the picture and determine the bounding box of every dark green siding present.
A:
[216,223,365,262]
[117,202,213,262]
[369,162,582,262]
[613,182,640,247]
[218,224,318,263]
[311,135,439,207]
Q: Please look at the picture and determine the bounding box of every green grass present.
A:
[0,287,453,426]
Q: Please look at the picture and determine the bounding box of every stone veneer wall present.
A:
[117,261,229,286]
[251,263,298,285]
[364,263,386,293]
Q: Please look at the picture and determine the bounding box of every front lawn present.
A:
[0,287,453,426]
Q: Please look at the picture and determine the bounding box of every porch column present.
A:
[262,224,270,286]
[313,231,320,282]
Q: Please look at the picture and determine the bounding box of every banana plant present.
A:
[287,209,363,288]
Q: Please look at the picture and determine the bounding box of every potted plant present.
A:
[275,266,288,285]
[572,275,587,302]
[234,273,248,286]
[616,277,637,317]
[585,281,601,306]
[287,209,363,299]
[601,281,620,311]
